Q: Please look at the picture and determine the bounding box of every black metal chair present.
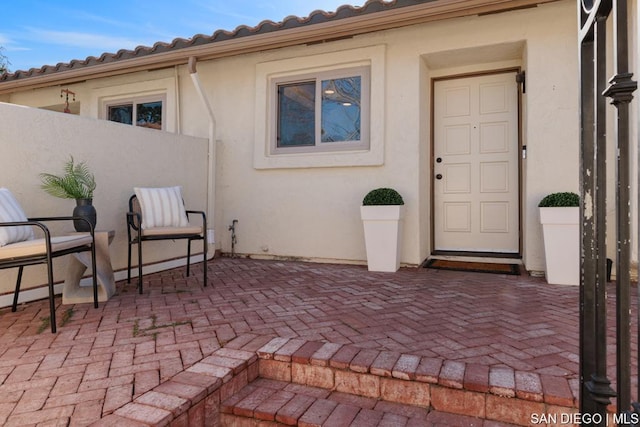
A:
[126,194,207,293]
[0,217,98,334]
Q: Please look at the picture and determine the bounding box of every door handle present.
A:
[436,174,443,180]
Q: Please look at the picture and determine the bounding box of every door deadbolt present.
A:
[436,157,442,163]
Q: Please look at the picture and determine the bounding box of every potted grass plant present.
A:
[539,192,579,285]
[360,188,405,272]
[40,156,97,232]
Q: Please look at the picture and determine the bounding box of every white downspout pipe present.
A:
[174,65,181,133]
[188,56,216,257]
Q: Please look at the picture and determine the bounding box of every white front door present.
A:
[433,72,520,254]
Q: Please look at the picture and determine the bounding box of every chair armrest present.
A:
[28,216,95,235]
[0,220,49,234]
[0,220,52,245]
[186,210,207,243]
[126,211,142,229]
[29,216,79,222]
[126,211,142,242]
[185,210,207,220]
[185,210,207,229]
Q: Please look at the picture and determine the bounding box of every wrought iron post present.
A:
[602,1,637,417]
[579,0,637,424]
[578,18,599,417]
[580,8,615,422]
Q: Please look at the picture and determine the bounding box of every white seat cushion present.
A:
[134,186,189,229]
[0,235,93,260]
[0,188,35,246]
[141,225,203,237]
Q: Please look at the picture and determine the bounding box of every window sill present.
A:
[254,145,383,170]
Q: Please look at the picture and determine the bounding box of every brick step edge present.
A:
[255,337,579,427]
[220,377,456,426]
[89,335,267,427]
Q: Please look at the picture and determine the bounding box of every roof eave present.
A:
[0,0,557,95]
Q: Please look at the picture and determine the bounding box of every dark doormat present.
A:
[424,258,521,275]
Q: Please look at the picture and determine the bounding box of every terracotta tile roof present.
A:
[0,0,557,88]
[0,0,415,83]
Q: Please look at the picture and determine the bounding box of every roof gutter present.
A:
[0,0,558,95]
[188,56,217,255]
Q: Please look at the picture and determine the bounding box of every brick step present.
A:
[91,334,579,427]
[220,377,496,426]
[254,337,578,426]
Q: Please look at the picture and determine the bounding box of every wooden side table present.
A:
[63,230,116,305]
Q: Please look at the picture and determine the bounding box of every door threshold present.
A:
[427,254,522,265]
[431,250,520,259]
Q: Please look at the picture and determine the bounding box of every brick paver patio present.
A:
[0,257,636,425]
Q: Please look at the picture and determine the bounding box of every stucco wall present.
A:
[187,0,580,271]
[0,102,208,305]
[7,0,636,277]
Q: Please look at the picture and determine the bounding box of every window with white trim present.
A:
[105,95,166,130]
[254,45,385,169]
[272,67,370,154]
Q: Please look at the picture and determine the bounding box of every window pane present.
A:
[136,101,162,129]
[321,76,361,143]
[277,82,315,147]
[108,104,133,124]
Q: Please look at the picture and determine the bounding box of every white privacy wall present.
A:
[0,102,208,305]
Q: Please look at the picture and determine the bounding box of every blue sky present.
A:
[1,0,367,73]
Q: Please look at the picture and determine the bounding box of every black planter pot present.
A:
[73,198,97,232]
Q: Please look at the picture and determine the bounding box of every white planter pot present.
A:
[539,207,579,285]
[361,205,404,272]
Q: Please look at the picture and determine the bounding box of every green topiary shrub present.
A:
[362,188,404,206]
[538,192,579,207]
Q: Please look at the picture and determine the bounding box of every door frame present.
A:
[430,67,524,258]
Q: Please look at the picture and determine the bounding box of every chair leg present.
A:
[127,240,132,284]
[45,256,57,333]
[187,240,192,277]
[203,217,208,287]
[138,240,143,294]
[12,266,24,312]
[203,239,208,287]
[90,243,98,309]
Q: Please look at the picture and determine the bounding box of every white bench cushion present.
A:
[141,225,203,237]
[0,235,93,259]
